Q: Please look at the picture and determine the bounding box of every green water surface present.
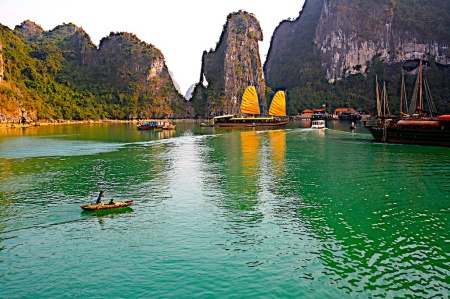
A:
[0,121,448,298]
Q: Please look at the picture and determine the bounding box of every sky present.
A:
[0,0,305,96]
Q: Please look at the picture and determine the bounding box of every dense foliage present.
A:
[285,57,450,115]
[394,0,450,41]
[264,0,450,115]
[0,22,186,121]
[2,0,449,121]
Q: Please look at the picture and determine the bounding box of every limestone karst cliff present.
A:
[265,0,450,113]
[2,1,449,121]
[190,11,266,117]
[0,20,186,122]
[266,0,450,85]
[264,0,324,90]
[314,0,450,82]
[0,39,3,82]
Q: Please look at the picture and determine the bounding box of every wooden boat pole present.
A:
[383,82,387,117]
[376,75,381,117]
[419,60,423,112]
[400,71,404,115]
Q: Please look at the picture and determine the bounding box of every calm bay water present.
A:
[0,121,449,298]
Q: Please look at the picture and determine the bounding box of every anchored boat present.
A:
[213,87,289,127]
[137,121,163,130]
[367,60,450,147]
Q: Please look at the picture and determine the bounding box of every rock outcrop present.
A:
[265,0,450,86]
[95,32,183,117]
[192,11,266,117]
[314,0,450,82]
[264,0,324,90]
[169,71,182,95]
[13,20,44,41]
[0,39,3,82]
[1,21,186,120]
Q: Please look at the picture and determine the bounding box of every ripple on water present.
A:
[1,123,449,298]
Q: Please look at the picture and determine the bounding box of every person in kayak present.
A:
[93,190,105,205]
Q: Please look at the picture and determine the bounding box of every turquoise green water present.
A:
[0,121,449,298]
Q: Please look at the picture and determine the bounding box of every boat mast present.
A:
[419,60,423,113]
[400,71,404,116]
[376,75,381,117]
[383,81,388,117]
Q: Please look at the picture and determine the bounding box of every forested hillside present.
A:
[264,0,450,115]
[2,0,449,121]
[0,21,186,122]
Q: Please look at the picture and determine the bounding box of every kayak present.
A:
[80,200,134,211]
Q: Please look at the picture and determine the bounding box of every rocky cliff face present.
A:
[264,0,324,90]
[1,21,186,120]
[314,0,450,82]
[95,32,183,117]
[13,20,44,41]
[266,0,450,86]
[193,11,266,116]
[96,33,165,88]
[0,39,3,82]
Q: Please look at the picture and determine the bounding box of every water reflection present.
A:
[80,207,133,217]
[138,128,176,139]
[0,122,448,298]
[268,130,286,177]
[220,131,260,212]
[240,131,259,182]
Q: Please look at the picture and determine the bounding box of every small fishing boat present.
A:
[80,200,134,211]
[137,121,163,130]
[311,119,326,129]
[310,112,326,129]
[200,122,214,127]
[162,122,176,130]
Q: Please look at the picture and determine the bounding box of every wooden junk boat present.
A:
[213,86,289,127]
[367,60,450,147]
[80,200,134,211]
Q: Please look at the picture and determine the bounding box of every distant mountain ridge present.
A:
[0,20,186,122]
[1,0,449,121]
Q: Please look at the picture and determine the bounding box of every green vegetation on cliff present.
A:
[265,0,450,115]
[190,11,267,118]
[286,57,450,115]
[0,21,186,121]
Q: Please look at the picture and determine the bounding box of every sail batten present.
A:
[240,86,260,115]
[269,90,286,117]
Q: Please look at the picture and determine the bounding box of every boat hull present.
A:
[137,121,163,130]
[215,120,288,127]
[138,126,162,130]
[215,118,289,128]
[311,119,325,129]
[367,122,450,147]
[80,200,134,211]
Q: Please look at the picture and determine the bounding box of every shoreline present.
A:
[0,118,204,129]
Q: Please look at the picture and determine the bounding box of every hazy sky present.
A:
[0,0,305,95]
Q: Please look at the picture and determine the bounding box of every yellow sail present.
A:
[240,86,260,115]
[268,90,286,117]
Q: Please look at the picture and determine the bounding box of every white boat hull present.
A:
[311,120,325,129]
